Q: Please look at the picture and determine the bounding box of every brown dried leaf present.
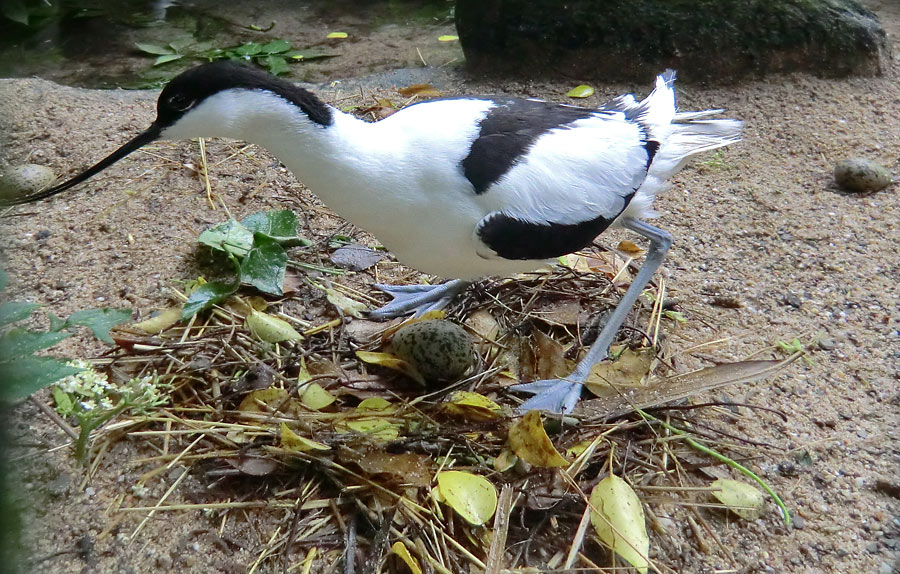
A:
[507,411,569,468]
[397,83,443,98]
[584,346,656,397]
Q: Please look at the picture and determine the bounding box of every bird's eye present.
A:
[167,93,195,112]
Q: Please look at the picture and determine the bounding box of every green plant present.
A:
[51,362,169,464]
[0,269,132,404]
[135,38,335,75]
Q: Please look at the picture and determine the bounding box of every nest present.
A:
[47,241,795,574]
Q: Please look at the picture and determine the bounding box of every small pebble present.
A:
[392,319,475,382]
[85,486,96,497]
[783,293,802,308]
[834,158,892,193]
[0,164,56,201]
[818,337,836,351]
[867,542,880,553]
[792,515,806,530]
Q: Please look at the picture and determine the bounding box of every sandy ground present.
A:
[1,2,899,573]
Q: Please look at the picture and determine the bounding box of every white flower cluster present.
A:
[54,361,169,417]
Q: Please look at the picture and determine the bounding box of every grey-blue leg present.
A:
[512,218,673,413]
[367,279,472,319]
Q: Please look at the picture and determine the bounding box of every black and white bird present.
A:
[7,61,741,414]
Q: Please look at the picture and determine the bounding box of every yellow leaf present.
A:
[507,411,569,468]
[131,306,182,333]
[435,470,498,526]
[356,350,426,385]
[565,439,595,458]
[493,448,517,472]
[336,398,401,442]
[397,83,443,98]
[280,423,330,452]
[323,287,367,318]
[584,346,655,397]
[437,34,458,42]
[245,309,303,343]
[590,475,650,574]
[616,240,645,257]
[238,388,291,414]
[710,478,765,520]
[566,84,594,98]
[356,397,394,412]
[327,31,348,39]
[391,541,423,574]
[299,383,336,410]
[443,391,502,421]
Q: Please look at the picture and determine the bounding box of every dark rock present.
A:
[455,0,890,82]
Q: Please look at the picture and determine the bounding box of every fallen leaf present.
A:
[339,448,431,487]
[584,346,656,397]
[443,391,502,421]
[131,306,182,334]
[391,541,423,574]
[616,240,645,257]
[590,475,650,573]
[397,84,443,98]
[223,456,280,476]
[330,243,385,271]
[435,470,498,526]
[238,388,293,414]
[245,309,303,343]
[299,383,336,410]
[327,31,348,39]
[507,411,569,468]
[437,35,458,42]
[566,84,594,98]
[710,478,765,520]
[356,350,426,385]
[323,286,367,318]
[533,330,574,380]
[280,423,330,452]
[493,448,517,472]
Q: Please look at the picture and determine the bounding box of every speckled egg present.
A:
[0,164,56,202]
[833,158,892,193]
[391,320,475,382]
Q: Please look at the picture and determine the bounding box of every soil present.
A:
[1,1,898,573]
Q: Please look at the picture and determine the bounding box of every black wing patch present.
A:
[478,200,632,261]
[157,61,333,128]
[462,99,596,194]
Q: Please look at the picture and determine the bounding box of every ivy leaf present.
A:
[263,55,289,75]
[240,234,287,296]
[0,356,84,404]
[0,301,40,327]
[181,280,239,320]
[234,42,263,56]
[198,219,255,257]
[261,39,291,54]
[65,308,133,344]
[0,328,71,361]
[241,210,309,246]
[134,42,173,55]
[154,54,184,66]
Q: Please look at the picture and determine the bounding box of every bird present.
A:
[5,61,741,414]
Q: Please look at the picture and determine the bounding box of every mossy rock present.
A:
[455,0,890,82]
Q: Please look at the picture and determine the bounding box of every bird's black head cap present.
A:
[156,61,334,128]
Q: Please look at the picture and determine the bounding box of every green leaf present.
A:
[566,84,595,98]
[154,54,184,66]
[0,301,40,327]
[327,32,348,39]
[48,313,67,332]
[51,385,73,414]
[241,210,309,245]
[0,328,71,361]
[234,42,264,56]
[261,39,291,54]
[135,42,173,55]
[240,235,287,296]
[245,309,303,343]
[1,1,30,26]
[0,356,84,404]
[438,35,459,42]
[181,281,238,320]
[263,55,289,76]
[198,219,255,257]
[65,308,133,344]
